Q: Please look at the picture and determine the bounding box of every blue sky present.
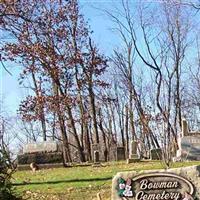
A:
[1,0,199,115]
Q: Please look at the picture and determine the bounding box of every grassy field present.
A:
[13,160,200,200]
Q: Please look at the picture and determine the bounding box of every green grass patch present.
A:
[13,160,200,200]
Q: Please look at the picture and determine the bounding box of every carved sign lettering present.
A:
[117,173,194,200]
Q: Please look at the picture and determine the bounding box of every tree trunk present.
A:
[52,82,71,164]
[125,105,129,158]
[88,81,99,144]
[98,108,108,162]
[31,71,47,141]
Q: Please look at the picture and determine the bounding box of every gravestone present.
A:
[182,119,189,136]
[182,119,200,137]
[112,165,200,200]
[92,143,100,161]
[92,143,101,167]
[181,136,200,160]
[109,146,117,161]
[92,150,101,167]
[127,140,140,164]
[116,147,126,161]
[179,119,200,161]
[94,151,100,163]
[150,148,162,160]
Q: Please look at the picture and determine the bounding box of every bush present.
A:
[0,147,18,200]
[17,152,63,165]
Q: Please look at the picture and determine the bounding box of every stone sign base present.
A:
[112,165,200,200]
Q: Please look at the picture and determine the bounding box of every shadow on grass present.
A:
[13,176,112,186]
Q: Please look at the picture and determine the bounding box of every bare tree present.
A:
[103,0,194,166]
